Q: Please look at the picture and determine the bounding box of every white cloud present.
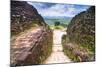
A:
[38,4,77,17]
[27,2,90,17]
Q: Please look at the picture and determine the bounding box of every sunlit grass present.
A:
[49,25,65,30]
[62,34,95,62]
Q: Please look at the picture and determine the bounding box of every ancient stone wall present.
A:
[11,28,53,66]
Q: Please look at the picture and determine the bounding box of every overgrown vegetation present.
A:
[49,21,67,30]
[62,35,80,62]
[40,31,53,64]
[11,21,39,37]
[62,34,95,62]
[54,21,60,26]
[67,6,95,53]
[62,6,95,62]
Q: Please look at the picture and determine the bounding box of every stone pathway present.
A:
[44,30,71,64]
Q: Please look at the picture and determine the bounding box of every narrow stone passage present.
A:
[44,30,71,64]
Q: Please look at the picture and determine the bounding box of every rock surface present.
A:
[62,6,95,62]
[67,6,95,52]
[11,1,53,66]
[11,27,53,66]
[11,1,46,35]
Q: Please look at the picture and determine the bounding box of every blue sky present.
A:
[27,2,90,17]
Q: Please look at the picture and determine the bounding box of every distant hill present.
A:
[67,6,95,52]
[44,16,72,25]
[44,16,72,19]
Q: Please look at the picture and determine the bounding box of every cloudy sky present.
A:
[27,2,90,17]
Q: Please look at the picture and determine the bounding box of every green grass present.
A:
[62,34,95,62]
[11,21,39,36]
[49,25,65,30]
[63,46,80,62]
[62,35,80,62]
[44,18,71,26]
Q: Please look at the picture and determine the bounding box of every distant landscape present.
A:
[44,17,72,29]
[44,17,72,25]
[11,1,95,66]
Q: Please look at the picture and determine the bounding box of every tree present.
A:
[54,21,60,26]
